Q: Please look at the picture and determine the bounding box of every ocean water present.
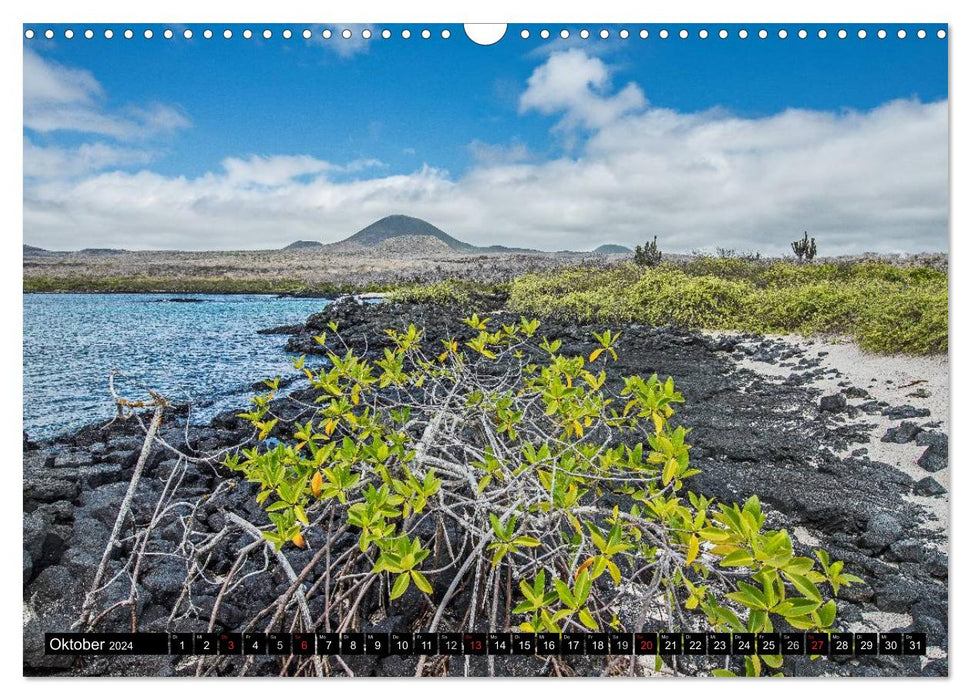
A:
[23,293,329,440]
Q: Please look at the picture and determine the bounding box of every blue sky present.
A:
[23,24,949,252]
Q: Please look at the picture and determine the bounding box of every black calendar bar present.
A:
[46,631,926,657]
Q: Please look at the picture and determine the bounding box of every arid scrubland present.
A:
[23,244,605,294]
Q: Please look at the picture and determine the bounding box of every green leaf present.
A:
[519,579,536,605]
[747,609,768,632]
[578,607,599,630]
[785,571,823,603]
[605,559,622,586]
[390,572,410,600]
[514,536,541,547]
[785,615,816,631]
[553,578,575,609]
[726,591,765,610]
[411,570,433,595]
[575,569,592,603]
[699,527,732,542]
[817,599,837,628]
[720,550,754,568]
[784,557,815,576]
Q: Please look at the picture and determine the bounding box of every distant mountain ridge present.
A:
[79,248,127,255]
[320,214,542,254]
[284,240,324,250]
[594,244,632,254]
[339,215,475,251]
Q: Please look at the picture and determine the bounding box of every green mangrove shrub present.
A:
[226,314,864,676]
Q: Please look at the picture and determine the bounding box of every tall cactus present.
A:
[791,232,817,262]
[634,236,663,267]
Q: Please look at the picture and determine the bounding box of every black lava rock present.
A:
[820,393,847,412]
[916,431,948,450]
[888,538,924,563]
[917,445,948,473]
[881,421,921,444]
[913,476,946,497]
[874,580,920,613]
[859,512,903,553]
[859,400,888,415]
[923,551,948,580]
[883,405,932,420]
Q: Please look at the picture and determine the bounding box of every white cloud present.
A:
[221,155,386,186]
[222,155,335,186]
[467,139,533,166]
[23,49,102,105]
[24,137,155,180]
[23,49,189,139]
[23,50,948,255]
[519,49,646,131]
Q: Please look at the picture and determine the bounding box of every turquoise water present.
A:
[23,293,328,440]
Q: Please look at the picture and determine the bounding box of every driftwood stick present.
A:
[79,402,165,630]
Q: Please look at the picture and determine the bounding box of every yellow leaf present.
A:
[652,414,664,435]
[311,471,323,498]
[291,531,306,548]
[686,534,700,565]
[606,559,622,585]
[588,348,604,363]
[662,457,677,486]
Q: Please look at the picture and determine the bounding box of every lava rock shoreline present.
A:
[23,297,948,676]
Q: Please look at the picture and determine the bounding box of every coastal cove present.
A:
[22,293,329,440]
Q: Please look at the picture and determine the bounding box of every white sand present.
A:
[716,334,949,671]
[713,333,949,545]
